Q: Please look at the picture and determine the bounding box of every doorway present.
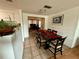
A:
[28,16,45,32]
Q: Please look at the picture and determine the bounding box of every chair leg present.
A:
[60,50,62,55]
[60,48,63,55]
[36,38,38,44]
[37,40,38,43]
[54,49,56,59]
[54,53,56,59]
[39,42,41,48]
[37,38,39,44]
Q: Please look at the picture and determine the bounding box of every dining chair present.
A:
[52,30,57,34]
[48,37,67,59]
[47,29,52,32]
[35,31,46,48]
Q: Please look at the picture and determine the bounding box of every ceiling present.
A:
[1,0,79,15]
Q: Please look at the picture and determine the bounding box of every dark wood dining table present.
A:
[38,29,62,40]
[37,29,62,49]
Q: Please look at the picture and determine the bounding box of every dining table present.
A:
[38,29,62,40]
[37,29,62,49]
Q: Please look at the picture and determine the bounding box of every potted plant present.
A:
[0,19,15,36]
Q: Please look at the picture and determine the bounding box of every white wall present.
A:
[12,27,23,59]
[22,13,29,39]
[0,9,21,23]
[11,10,24,59]
[22,13,48,39]
[48,7,79,48]
[73,17,79,47]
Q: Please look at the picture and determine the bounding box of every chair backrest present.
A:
[52,30,57,34]
[35,31,41,41]
[47,29,52,32]
[55,37,67,49]
[35,31,40,38]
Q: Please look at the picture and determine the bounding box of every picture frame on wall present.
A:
[53,14,64,25]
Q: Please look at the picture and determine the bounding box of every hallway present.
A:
[23,31,79,59]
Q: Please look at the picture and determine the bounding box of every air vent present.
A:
[44,5,52,9]
[6,0,13,2]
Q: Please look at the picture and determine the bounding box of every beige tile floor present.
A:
[23,31,79,59]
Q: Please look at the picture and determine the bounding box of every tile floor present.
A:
[23,31,79,59]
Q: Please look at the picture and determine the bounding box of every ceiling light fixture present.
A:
[6,0,13,2]
[39,8,47,15]
[38,5,52,15]
[44,5,52,9]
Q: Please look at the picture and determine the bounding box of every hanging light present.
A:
[38,5,52,15]
[39,8,47,15]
